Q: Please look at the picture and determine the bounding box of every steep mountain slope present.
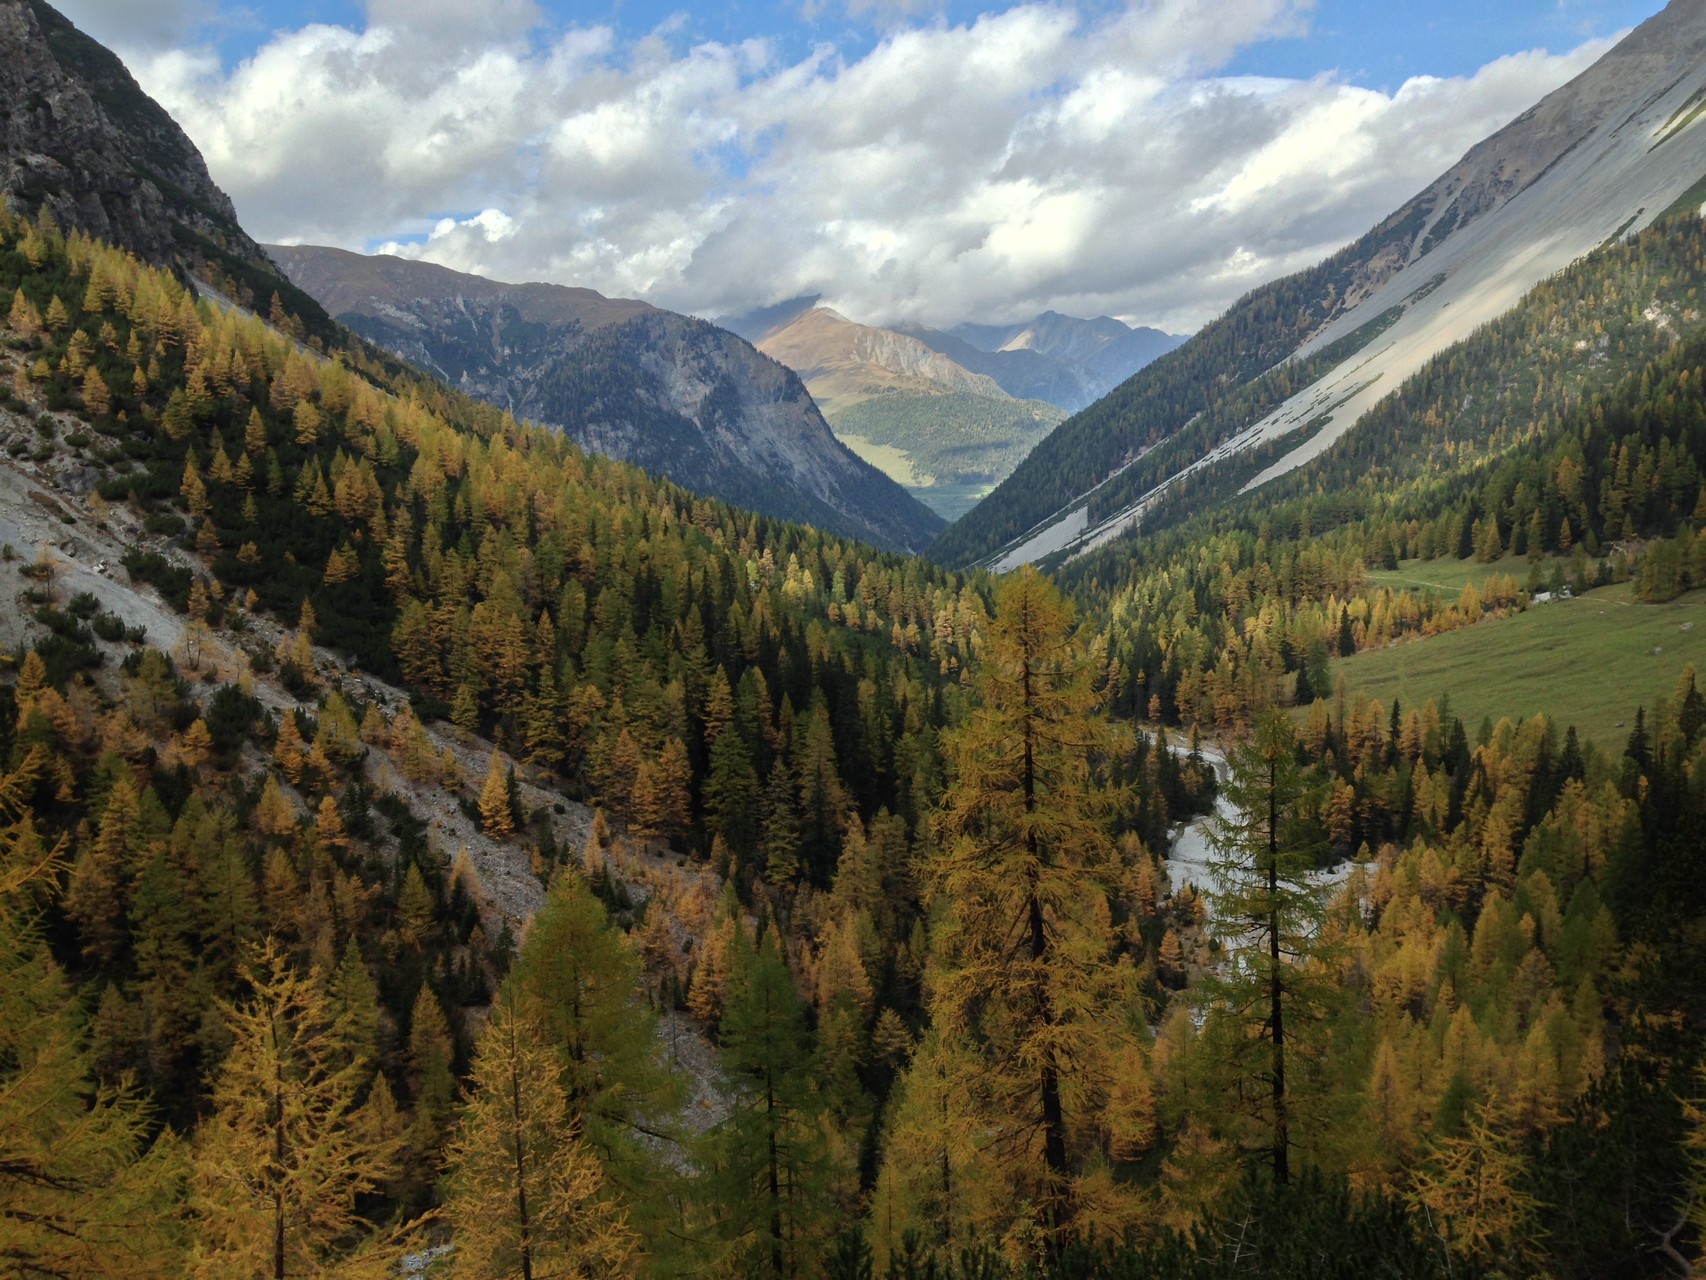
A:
[269,246,943,554]
[752,305,1065,517]
[0,0,294,294]
[933,0,1706,570]
[903,314,1185,412]
[0,200,1001,1272]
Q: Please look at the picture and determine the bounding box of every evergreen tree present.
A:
[926,566,1131,1254]
[706,923,829,1278]
[760,761,802,886]
[507,874,682,1235]
[403,983,458,1200]
[1197,707,1337,1185]
[442,985,637,1279]
[704,731,760,867]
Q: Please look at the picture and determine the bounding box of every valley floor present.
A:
[1330,571,1706,753]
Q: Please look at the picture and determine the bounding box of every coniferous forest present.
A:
[6,168,1706,1280]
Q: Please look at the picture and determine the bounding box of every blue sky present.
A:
[1223,0,1660,85]
[56,0,1663,329]
[173,0,1662,85]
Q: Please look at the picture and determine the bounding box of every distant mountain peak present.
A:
[716,294,823,342]
[273,247,942,553]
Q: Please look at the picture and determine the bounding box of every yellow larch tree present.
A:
[441,985,637,1279]
[0,748,184,1277]
[479,751,515,837]
[188,941,413,1279]
[1406,1092,1541,1271]
[925,566,1133,1257]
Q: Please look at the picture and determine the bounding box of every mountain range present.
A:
[0,0,944,557]
[266,246,943,553]
[724,297,1182,414]
[727,300,1179,520]
[8,0,1706,1273]
[743,305,1061,520]
[906,313,1186,411]
[930,0,1706,569]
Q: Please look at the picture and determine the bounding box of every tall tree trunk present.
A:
[766,985,785,1279]
[273,1030,286,1280]
[766,1075,786,1277]
[939,1061,952,1250]
[1030,889,1068,1236]
[509,1012,534,1280]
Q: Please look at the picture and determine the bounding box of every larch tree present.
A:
[189,941,411,1279]
[441,986,637,1280]
[1197,706,1338,1186]
[506,873,682,1233]
[1407,1092,1540,1271]
[925,566,1131,1255]
[403,984,458,1198]
[866,1028,983,1269]
[0,749,184,1277]
[479,751,515,837]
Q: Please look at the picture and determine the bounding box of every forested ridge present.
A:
[330,297,946,554]
[1060,214,1706,739]
[5,194,1706,1279]
[827,387,1064,487]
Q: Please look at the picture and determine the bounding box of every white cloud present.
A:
[100,0,1613,331]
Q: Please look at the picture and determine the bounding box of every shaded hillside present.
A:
[271,245,943,554]
[830,391,1063,490]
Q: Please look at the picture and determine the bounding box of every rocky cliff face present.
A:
[0,0,273,276]
[1274,0,1706,338]
[270,246,944,554]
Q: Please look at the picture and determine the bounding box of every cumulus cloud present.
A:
[92,0,1613,331]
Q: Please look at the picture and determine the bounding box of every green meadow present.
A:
[1328,578,1706,753]
[1363,552,1570,595]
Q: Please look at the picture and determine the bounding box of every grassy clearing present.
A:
[836,432,927,486]
[1363,553,1571,596]
[1328,580,1706,753]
